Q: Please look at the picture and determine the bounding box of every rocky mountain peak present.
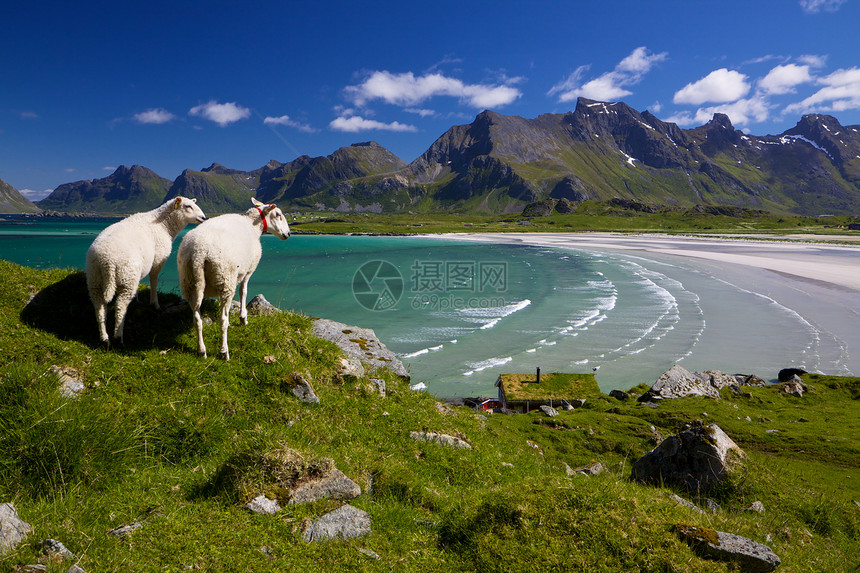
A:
[707,113,735,130]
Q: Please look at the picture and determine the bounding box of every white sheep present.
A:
[86,196,207,345]
[177,198,291,360]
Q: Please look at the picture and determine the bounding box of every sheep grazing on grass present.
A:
[177,198,291,360]
[86,196,207,345]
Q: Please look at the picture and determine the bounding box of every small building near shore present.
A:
[495,368,599,413]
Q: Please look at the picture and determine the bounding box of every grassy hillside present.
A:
[0,260,858,571]
[288,204,860,238]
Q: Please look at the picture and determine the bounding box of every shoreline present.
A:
[438,232,860,292]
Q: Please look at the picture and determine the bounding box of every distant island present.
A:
[3,97,860,216]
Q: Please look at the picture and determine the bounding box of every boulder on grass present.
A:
[631,423,745,492]
[0,503,31,555]
[677,524,780,572]
[303,505,371,542]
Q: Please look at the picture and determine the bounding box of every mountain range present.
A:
[4,97,860,215]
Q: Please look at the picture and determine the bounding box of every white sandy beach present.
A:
[440,232,860,380]
[446,232,860,292]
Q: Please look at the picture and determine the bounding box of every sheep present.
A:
[86,196,207,345]
[177,198,291,360]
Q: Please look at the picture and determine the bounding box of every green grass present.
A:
[1,259,859,571]
[285,202,860,239]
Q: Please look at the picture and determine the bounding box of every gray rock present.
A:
[337,357,365,378]
[244,495,281,514]
[50,366,85,398]
[247,293,281,315]
[782,376,806,397]
[38,538,77,560]
[289,468,362,505]
[745,500,766,513]
[631,423,745,492]
[641,365,740,401]
[368,378,386,397]
[67,565,87,573]
[670,493,704,513]
[778,367,807,382]
[289,372,320,404]
[0,502,31,554]
[358,547,381,559]
[303,505,371,542]
[572,462,604,476]
[311,318,409,379]
[409,431,471,449]
[539,405,558,417]
[734,373,767,387]
[678,524,781,572]
[609,389,629,401]
[107,521,144,537]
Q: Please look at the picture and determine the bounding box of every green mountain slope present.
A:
[36,165,172,214]
[0,177,39,213]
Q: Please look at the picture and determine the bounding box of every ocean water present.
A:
[0,215,853,396]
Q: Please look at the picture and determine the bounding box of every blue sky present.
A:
[3,0,859,199]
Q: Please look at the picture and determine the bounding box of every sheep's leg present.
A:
[218,293,232,361]
[193,304,207,358]
[94,299,110,345]
[186,285,207,358]
[149,263,164,309]
[238,275,251,325]
[112,284,136,345]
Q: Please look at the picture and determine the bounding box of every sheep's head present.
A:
[252,198,291,240]
[172,197,207,224]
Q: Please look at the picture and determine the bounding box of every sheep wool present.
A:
[86,196,207,345]
[177,198,291,360]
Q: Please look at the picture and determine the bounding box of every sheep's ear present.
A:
[173,197,182,209]
[190,198,197,204]
[251,197,265,207]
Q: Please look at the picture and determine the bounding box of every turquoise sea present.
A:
[1,215,854,396]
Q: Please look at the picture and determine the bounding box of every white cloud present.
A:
[548,46,667,103]
[263,115,317,133]
[19,188,53,201]
[784,67,860,115]
[102,166,115,171]
[329,115,417,133]
[758,64,814,95]
[673,68,751,105]
[665,97,770,127]
[405,108,436,117]
[19,111,39,120]
[134,108,176,124]
[797,54,828,68]
[345,71,522,109]
[189,101,251,127]
[800,0,846,13]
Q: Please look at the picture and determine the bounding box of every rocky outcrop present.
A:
[639,365,754,401]
[0,502,30,554]
[410,431,471,449]
[311,318,409,379]
[243,495,281,514]
[247,293,281,316]
[302,505,371,542]
[677,525,781,572]
[631,423,745,491]
[210,446,361,507]
[778,367,807,382]
[288,372,320,404]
